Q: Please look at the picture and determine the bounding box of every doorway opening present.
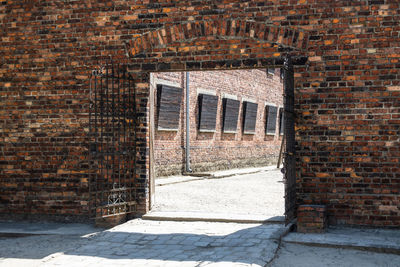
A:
[148,68,286,222]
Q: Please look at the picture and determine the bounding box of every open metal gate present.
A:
[89,63,137,219]
[283,56,296,225]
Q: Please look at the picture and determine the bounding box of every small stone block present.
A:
[297,204,327,233]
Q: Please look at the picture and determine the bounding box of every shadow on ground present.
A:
[0,222,285,266]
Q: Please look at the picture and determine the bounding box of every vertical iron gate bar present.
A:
[117,64,121,210]
[100,70,104,217]
[93,70,97,217]
[283,55,296,225]
[133,76,137,213]
[89,63,137,219]
[89,74,92,216]
[106,65,110,216]
[129,75,132,211]
[111,63,115,214]
[129,74,133,212]
[127,74,131,211]
[123,70,128,210]
[131,75,135,212]
[131,74,136,213]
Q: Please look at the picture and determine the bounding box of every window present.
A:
[265,105,278,135]
[156,84,182,131]
[278,107,284,135]
[222,98,240,133]
[242,101,258,134]
[198,93,218,132]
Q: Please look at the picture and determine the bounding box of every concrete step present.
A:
[142,211,285,224]
[283,227,400,254]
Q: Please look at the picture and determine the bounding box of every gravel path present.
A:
[153,169,284,217]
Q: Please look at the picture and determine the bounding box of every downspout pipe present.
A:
[185,72,192,173]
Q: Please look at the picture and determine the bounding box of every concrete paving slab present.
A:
[143,211,285,224]
[283,226,400,254]
[36,219,289,267]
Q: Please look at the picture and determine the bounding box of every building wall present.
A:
[0,1,399,226]
[151,70,283,176]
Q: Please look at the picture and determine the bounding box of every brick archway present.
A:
[128,20,309,57]
[125,20,309,218]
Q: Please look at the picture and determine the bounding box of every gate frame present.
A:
[282,56,297,224]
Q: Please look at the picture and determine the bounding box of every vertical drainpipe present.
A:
[185,72,192,173]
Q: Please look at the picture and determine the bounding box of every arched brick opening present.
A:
[128,20,308,57]
[126,21,310,216]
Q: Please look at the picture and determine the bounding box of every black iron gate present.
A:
[89,63,137,219]
[283,56,296,225]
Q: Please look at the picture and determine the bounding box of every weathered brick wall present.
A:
[1,1,399,226]
[152,70,283,176]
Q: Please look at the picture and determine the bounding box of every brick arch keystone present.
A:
[129,20,309,57]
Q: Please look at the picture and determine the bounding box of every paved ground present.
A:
[1,219,400,266]
[1,167,400,266]
[0,234,93,267]
[153,167,284,218]
[0,219,288,267]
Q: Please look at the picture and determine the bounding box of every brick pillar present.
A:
[95,214,127,228]
[297,205,327,233]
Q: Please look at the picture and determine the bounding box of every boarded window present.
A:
[222,98,240,133]
[157,84,182,131]
[242,101,258,134]
[279,107,284,135]
[198,93,218,132]
[265,105,278,135]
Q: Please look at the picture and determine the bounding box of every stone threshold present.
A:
[142,211,285,224]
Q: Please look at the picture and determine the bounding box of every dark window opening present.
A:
[265,105,278,135]
[156,84,182,131]
[198,93,218,132]
[242,101,258,134]
[222,98,240,133]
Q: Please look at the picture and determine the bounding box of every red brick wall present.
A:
[0,1,399,226]
[151,70,283,176]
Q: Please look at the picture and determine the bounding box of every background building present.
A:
[152,69,283,176]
